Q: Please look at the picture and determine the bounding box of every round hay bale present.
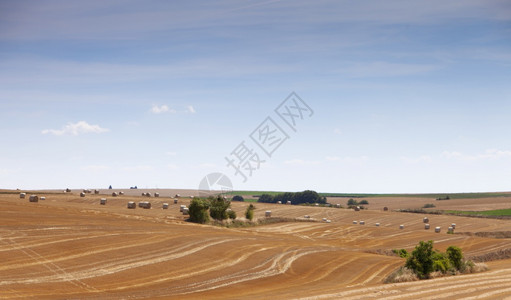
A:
[180,205,186,212]
[142,192,146,196]
[40,196,46,201]
[80,192,85,197]
[265,210,272,217]
[174,199,178,204]
[154,192,160,197]
[286,201,291,205]
[112,192,118,197]
[383,206,389,211]
[448,226,454,233]
[182,207,189,215]
[435,226,441,233]
[20,193,26,199]
[354,206,360,211]
[304,215,310,219]
[162,203,169,209]
[423,217,429,223]
[119,191,124,196]
[175,194,181,198]
[94,189,99,194]
[359,220,365,225]
[451,223,456,229]
[425,224,430,230]
[145,193,151,197]
[326,220,331,223]
[322,217,327,222]
[399,225,404,230]
[127,201,136,209]
[335,204,341,208]
[65,188,71,193]
[315,203,319,206]
[29,195,38,202]
[353,221,357,224]
[100,198,107,205]
[375,223,380,227]
[277,201,282,204]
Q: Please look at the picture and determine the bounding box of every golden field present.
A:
[1,190,511,299]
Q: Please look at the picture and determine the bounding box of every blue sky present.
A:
[0,0,510,193]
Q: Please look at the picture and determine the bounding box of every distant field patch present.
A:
[446,208,511,216]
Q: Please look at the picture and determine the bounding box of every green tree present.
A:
[347,198,357,206]
[245,204,255,220]
[405,240,435,279]
[432,251,451,273]
[209,196,230,220]
[359,199,369,205]
[227,209,237,219]
[188,198,210,224]
[446,246,463,271]
[257,194,274,203]
[232,195,244,202]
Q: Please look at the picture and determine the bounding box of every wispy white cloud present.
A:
[81,165,110,171]
[284,159,321,165]
[442,149,511,161]
[150,104,175,114]
[42,121,109,136]
[187,105,196,113]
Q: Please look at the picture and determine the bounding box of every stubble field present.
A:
[1,190,511,299]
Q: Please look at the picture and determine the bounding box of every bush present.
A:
[245,204,255,220]
[446,246,463,270]
[393,249,409,258]
[405,240,435,279]
[188,198,210,224]
[432,251,451,273]
[209,196,231,221]
[232,195,244,202]
[359,199,369,205]
[423,203,436,208]
[347,198,357,206]
[257,194,274,203]
[227,209,237,219]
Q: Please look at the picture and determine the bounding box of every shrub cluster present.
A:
[257,190,326,205]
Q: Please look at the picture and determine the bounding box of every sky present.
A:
[0,0,510,193]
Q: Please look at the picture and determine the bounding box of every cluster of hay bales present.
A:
[265,211,272,217]
[139,201,151,209]
[162,203,169,209]
[100,198,107,205]
[83,189,92,194]
[127,201,136,209]
[29,195,38,202]
[179,205,186,212]
[20,193,26,199]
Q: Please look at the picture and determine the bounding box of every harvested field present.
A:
[1,191,511,299]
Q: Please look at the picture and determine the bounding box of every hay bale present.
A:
[80,192,85,197]
[174,199,178,204]
[162,203,169,209]
[375,223,380,227]
[304,215,310,219]
[354,206,360,211]
[399,225,404,230]
[145,192,151,197]
[423,217,429,223]
[277,201,282,204]
[335,204,341,208]
[182,207,189,215]
[65,188,71,193]
[435,226,441,233]
[112,192,118,197]
[353,221,357,224]
[425,224,430,230]
[383,206,389,211]
[175,194,181,198]
[180,205,186,212]
[448,226,454,234]
[315,203,319,206]
[127,201,136,209]
[119,191,124,196]
[139,201,151,209]
[326,220,331,223]
[29,195,38,202]
[94,189,99,194]
[142,192,146,196]
[322,217,327,222]
[20,193,26,199]
[359,220,365,225]
[100,198,107,205]
[265,210,272,217]
[40,197,46,201]
[154,192,160,197]
[286,201,291,205]
[451,223,456,229]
